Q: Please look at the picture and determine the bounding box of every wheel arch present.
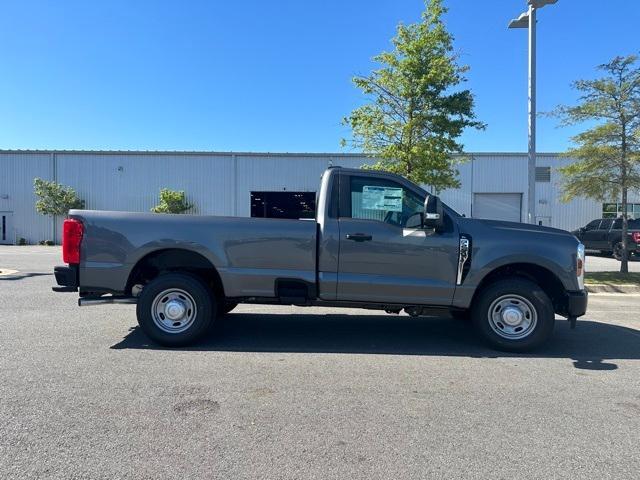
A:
[126,248,225,300]
[470,262,567,314]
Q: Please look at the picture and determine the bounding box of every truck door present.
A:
[594,219,613,249]
[580,219,602,249]
[336,173,459,306]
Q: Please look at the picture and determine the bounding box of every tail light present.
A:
[576,243,585,290]
[62,218,84,264]
[632,232,640,243]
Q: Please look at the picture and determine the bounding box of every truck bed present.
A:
[71,210,318,298]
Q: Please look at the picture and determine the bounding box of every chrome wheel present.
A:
[151,288,197,334]
[487,294,537,340]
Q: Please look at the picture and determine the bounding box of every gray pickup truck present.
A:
[53,167,587,351]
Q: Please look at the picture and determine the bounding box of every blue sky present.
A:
[0,0,638,153]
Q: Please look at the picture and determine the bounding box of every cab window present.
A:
[584,220,601,231]
[346,176,424,228]
[599,219,613,230]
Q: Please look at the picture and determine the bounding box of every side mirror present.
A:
[424,195,444,231]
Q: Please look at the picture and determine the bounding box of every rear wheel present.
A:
[471,278,554,352]
[136,273,215,347]
[613,242,625,260]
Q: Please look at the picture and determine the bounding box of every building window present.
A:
[251,192,316,219]
[535,166,551,182]
[603,202,640,219]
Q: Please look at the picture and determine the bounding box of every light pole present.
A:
[509,0,557,224]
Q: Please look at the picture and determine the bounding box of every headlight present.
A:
[576,243,585,290]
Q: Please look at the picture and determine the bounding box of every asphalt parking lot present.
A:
[1,247,639,479]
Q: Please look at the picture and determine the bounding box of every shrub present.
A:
[151,188,193,214]
[33,178,85,217]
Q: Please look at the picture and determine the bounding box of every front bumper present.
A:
[566,290,588,318]
[52,265,78,292]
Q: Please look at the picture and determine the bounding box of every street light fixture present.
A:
[509,0,557,224]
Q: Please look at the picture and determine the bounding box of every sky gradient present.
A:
[0,0,638,153]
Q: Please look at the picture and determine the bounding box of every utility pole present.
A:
[509,0,557,224]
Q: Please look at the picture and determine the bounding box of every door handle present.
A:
[345,233,372,242]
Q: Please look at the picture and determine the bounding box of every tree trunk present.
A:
[620,187,629,274]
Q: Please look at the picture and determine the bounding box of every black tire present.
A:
[220,302,238,315]
[471,278,555,352]
[613,242,624,261]
[136,273,215,347]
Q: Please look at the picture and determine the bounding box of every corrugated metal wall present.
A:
[0,152,54,243]
[56,152,236,215]
[1,150,633,244]
[536,155,601,231]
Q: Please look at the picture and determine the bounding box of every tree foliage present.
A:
[151,188,193,214]
[342,0,484,191]
[33,178,85,217]
[553,55,640,273]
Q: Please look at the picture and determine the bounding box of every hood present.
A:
[458,217,578,241]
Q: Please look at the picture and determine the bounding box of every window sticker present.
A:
[361,186,403,212]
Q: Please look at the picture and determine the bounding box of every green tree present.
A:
[553,55,640,273]
[151,188,193,214]
[33,178,85,217]
[342,0,484,191]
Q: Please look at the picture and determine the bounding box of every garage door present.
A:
[473,193,522,222]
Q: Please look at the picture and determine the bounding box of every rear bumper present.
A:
[52,265,78,292]
[566,290,588,318]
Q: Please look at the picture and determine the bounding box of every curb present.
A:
[586,283,640,294]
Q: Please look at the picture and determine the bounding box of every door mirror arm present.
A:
[424,195,444,232]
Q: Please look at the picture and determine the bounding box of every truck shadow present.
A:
[111,314,640,370]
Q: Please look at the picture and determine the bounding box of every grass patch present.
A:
[585,272,640,285]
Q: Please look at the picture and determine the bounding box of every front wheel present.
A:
[471,278,554,352]
[136,273,215,347]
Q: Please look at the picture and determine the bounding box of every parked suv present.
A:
[572,218,640,259]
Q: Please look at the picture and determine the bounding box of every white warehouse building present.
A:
[1,149,639,245]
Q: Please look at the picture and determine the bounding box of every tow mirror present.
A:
[424,195,443,231]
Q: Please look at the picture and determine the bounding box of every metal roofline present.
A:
[0,149,565,157]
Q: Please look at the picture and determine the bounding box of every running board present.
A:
[78,296,137,306]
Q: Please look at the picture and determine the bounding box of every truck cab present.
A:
[54,167,588,352]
